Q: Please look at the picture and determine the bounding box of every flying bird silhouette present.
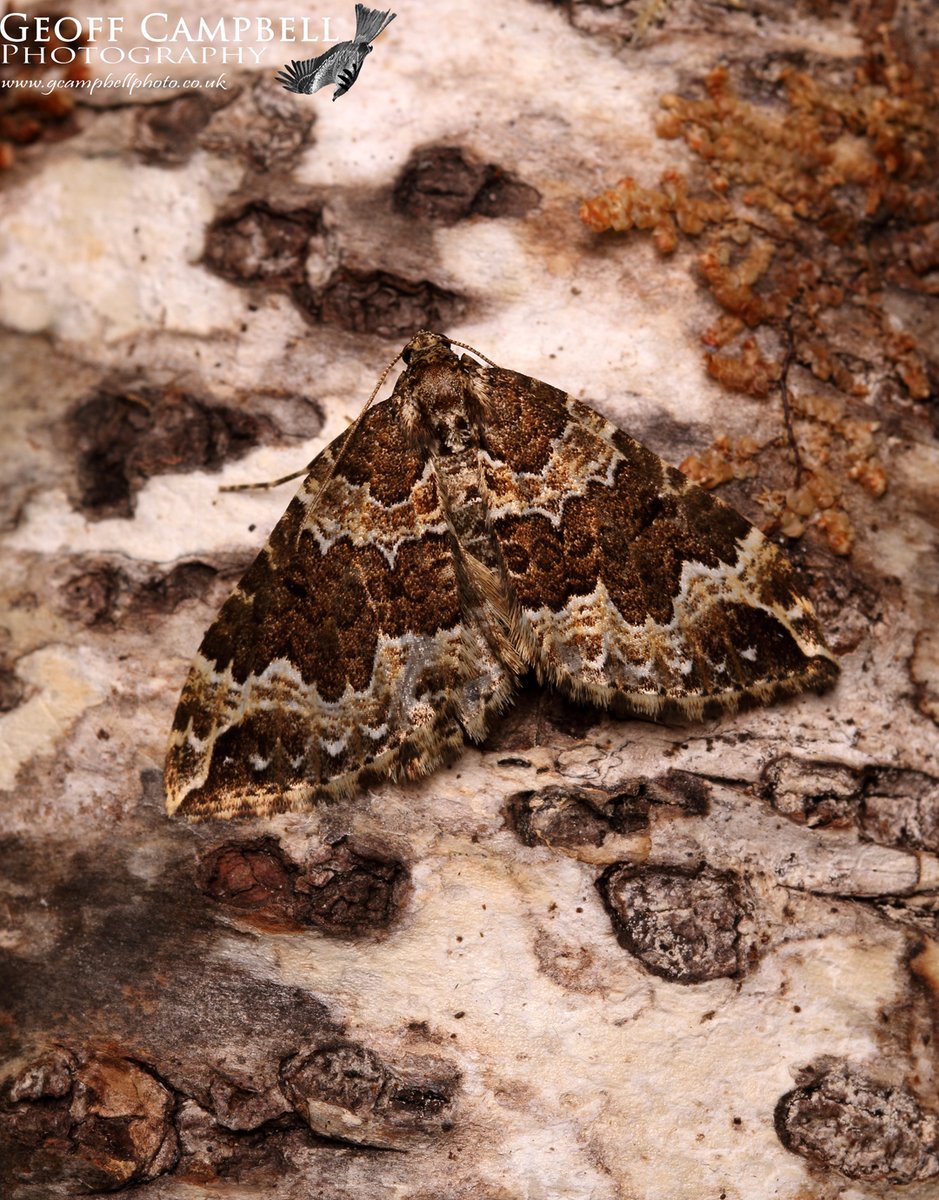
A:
[276,5,396,100]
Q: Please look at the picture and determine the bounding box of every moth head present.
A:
[402,330,451,365]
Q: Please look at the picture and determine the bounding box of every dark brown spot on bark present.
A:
[763,758,939,851]
[294,839,409,935]
[282,1044,385,1123]
[507,786,615,849]
[0,1052,178,1194]
[387,1083,452,1120]
[545,0,640,42]
[203,202,323,286]
[207,1073,291,1131]
[280,1043,458,1149]
[131,561,219,615]
[0,825,342,1190]
[135,91,232,166]
[775,1061,939,1183]
[761,755,862,827]
[1,1053,81,1191]
[507,772,708,849]
[794,545,884,657]
[860,767,939,853]
[597,864,743,982]
[910,628,939,725]
[0,662,24,712]
[637,769,712,812]
[5,1047,76,1103]
[199,838,295,912]
[295,267,465,337]
[0,15,82,160]
[61,564,125,625]
[61,560,219,627]
[198,77,317,172]
[198,838,408,935]
[135,78,314,173]
[68,385,267,519]
[394,145,486,224]
[174,1098,301,1185]
[472,166,542,219]
[393,144,540,225]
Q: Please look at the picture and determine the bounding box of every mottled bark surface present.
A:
[1,2,937,1198]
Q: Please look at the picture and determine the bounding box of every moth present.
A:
[165,331,838,819]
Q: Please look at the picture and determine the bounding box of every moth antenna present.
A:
[219,334,486,506]
[300,344,407,524]
[221,467,311,494]
[449,337,497,367]
[220,348,408,501]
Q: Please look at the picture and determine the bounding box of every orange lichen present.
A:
[0,12,87,167]
[579,170,729,255]
[705,338,780,398]
[679,433,760,491]
[850,459,889,498]
[581,18,937,553]
[816,508,855,557]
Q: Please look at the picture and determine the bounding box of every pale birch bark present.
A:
[1,2,937,1198]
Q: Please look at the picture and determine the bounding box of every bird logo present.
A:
[276,5,397,100]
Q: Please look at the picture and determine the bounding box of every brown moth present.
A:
[165,332,838,819]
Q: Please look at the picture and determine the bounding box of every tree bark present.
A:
[1,2,937,1197]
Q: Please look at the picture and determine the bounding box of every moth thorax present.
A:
[411,369,480,456]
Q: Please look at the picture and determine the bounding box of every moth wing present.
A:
[165,399,514,820]
[473,365,838,719]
